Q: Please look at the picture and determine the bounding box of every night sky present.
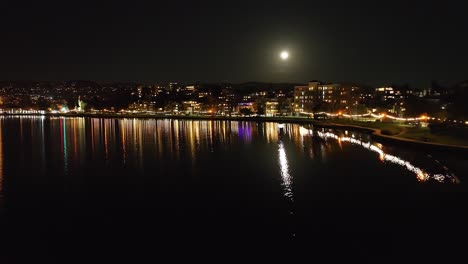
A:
[1,1,467,87]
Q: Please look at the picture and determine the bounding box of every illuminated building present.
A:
[165,102,181,113]
[294,81,359,114]
[374,86,412,116]
[235,102,256,114]
[128,102,156,112]
[375,87,395,101]
[137,84,143,99]
[168,82,178,92]
[278,98,294,116]
[184,85,196,97]
[293,81,323,113]
[265,100,279,117]
[293,85,311,113]
[216,88,237,115]
[182,101,201,114]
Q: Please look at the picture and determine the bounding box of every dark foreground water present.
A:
[0,117,467,263]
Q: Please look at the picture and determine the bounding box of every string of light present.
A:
[311,111,468,124]
[297,126,457,183]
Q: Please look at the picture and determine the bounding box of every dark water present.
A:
[0,117,467,263]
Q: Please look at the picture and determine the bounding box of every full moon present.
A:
[280,51,289,60]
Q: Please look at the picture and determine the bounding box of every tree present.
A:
[257,104,266,115]
[240,108,253,116]
[350,104,368,115]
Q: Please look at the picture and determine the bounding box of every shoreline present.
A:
[2,112,468,152]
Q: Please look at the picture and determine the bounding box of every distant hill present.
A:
[232,82,305,93]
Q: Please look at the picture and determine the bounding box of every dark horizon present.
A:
[1,1,467,88]
[1,78,467,89]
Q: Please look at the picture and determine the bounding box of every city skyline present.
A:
[1,79,466,122]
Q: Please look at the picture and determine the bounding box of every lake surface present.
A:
[0,117,467,263]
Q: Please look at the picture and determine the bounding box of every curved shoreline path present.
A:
[2,112,468,152]
[319,122,468,153]
[303,127,461,184]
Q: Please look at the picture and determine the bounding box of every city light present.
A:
[298,127,458,183]
[1,83,467,127]
[1,109,46,115]
[298,111,468,124]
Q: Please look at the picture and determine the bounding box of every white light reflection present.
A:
[299,127,457,183]
[278,141,293,200]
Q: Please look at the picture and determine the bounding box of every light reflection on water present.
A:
[302,127,458,184]
[278,140,293,201]
[0,117,460,204]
